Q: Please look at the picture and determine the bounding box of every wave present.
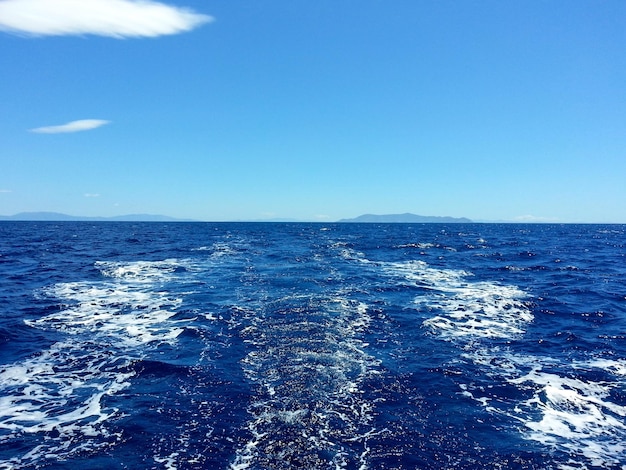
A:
[0,259,192,468]
[2,225,624,469]
[375,257,626,468]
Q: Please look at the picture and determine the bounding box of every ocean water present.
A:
[0,222,625,470]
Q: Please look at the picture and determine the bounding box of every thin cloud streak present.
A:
[0,189,13,193]
[0,0,212,38]
[30,119,110,134]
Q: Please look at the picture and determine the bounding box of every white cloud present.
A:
[84,193,100,198]
[30,119,110,134]
[0,189,12,193]
[0,0,212,38]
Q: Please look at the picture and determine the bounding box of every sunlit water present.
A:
[1,222,625,469]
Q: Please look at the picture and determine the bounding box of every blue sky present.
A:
[1,0,625,222]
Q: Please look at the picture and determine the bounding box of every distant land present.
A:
[338,213,473,223]
[0,212,473,223]
[0,212,194,222]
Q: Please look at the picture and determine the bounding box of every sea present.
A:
[0,222,625,470]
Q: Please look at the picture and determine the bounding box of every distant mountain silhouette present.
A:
[0,212,193,222]
[338,213,472,223]
[1,212,473,223]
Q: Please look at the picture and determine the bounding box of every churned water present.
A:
[0,222,625,469]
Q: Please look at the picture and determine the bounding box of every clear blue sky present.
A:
[1,0,625,222]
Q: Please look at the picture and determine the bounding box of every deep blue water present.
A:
[0,222,625,470]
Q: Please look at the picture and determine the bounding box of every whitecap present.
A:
[373,256,626,467]
[510,365,626,467]
[379,259,532,342]
[1,258,196,468]
[461,349,626,468]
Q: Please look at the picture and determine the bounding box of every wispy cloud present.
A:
[0,189,12,193]
[84,193,100,198]
[30,119,110,134]
[0,0,212,38]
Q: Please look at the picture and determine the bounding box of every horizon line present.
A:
[0,211,624,224]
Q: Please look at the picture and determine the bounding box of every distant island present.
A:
[338,213,472,223]
[0,212,193,222]
[1,211,472,223]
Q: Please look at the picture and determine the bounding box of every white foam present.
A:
[331,241,366,262]
[208,242,239,258]
[579,358,626,377]
[396,242,435,249]
[379,259,532,341]
[28,281,184,347]
[192,237,248,259]
[96,259,190,282]
[510,366,626,467]
[154,452,180,470]
[378,257,626,467]
[459,348,626,468]
[382,259,471,286]
[0,340,131,466]
[419,282,532,340]
[1,258,195,468]
[232,296,383,469]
